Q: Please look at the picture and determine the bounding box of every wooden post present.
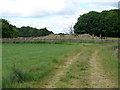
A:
[100,34,101,39]
[92,34,94,39]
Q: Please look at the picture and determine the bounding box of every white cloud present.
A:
[0,0,119,33]
[6,16,76,33]
[74,0,119,3]
[0,0,65,17]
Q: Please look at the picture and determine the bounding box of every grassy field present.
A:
[2,42,79,88]
[54,43,118,88]
[2,42,119,88]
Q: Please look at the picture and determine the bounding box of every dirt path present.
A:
[44,53,81,88]
[90,50,117,88]
[24,46,117,88]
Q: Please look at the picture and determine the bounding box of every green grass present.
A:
[2,42,79,88]
[98,43,118,83]
[55,44,95,88]
[2,42,118,88]
[55,42,118,88]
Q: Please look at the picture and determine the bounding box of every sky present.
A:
[0,0,119,33]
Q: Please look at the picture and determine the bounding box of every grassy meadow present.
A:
[55,42,118,88]
[2,42,79,88]
[2,41,119,88]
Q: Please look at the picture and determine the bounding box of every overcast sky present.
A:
[0,0,119,33]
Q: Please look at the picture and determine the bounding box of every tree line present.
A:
[0,19,53,38]
[1,9,119,38]
[74,9,119,37]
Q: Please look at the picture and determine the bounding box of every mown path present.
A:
[24,45,118,88]
[44,53,81,88]
[43,48,117,88]
[90,50,117,88]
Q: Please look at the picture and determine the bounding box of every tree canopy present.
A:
[1,19,19,38]
[74,9,120,37]
[0,19,53,38]
[19,26,53,37]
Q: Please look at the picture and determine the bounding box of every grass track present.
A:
[2,42,119,88]
[2,42,79,88]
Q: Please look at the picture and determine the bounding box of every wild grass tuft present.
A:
[52,58,59,63]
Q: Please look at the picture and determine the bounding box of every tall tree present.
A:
[74,9,120,37]
[19,27,53,37]
[1,19,19,38]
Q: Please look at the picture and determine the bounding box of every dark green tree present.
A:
[74,11,100,35]
[19,27,53,37]
[1,19,19,38]
[74,9,120,37]
[39,27,53,36]
[1,19,54,38]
